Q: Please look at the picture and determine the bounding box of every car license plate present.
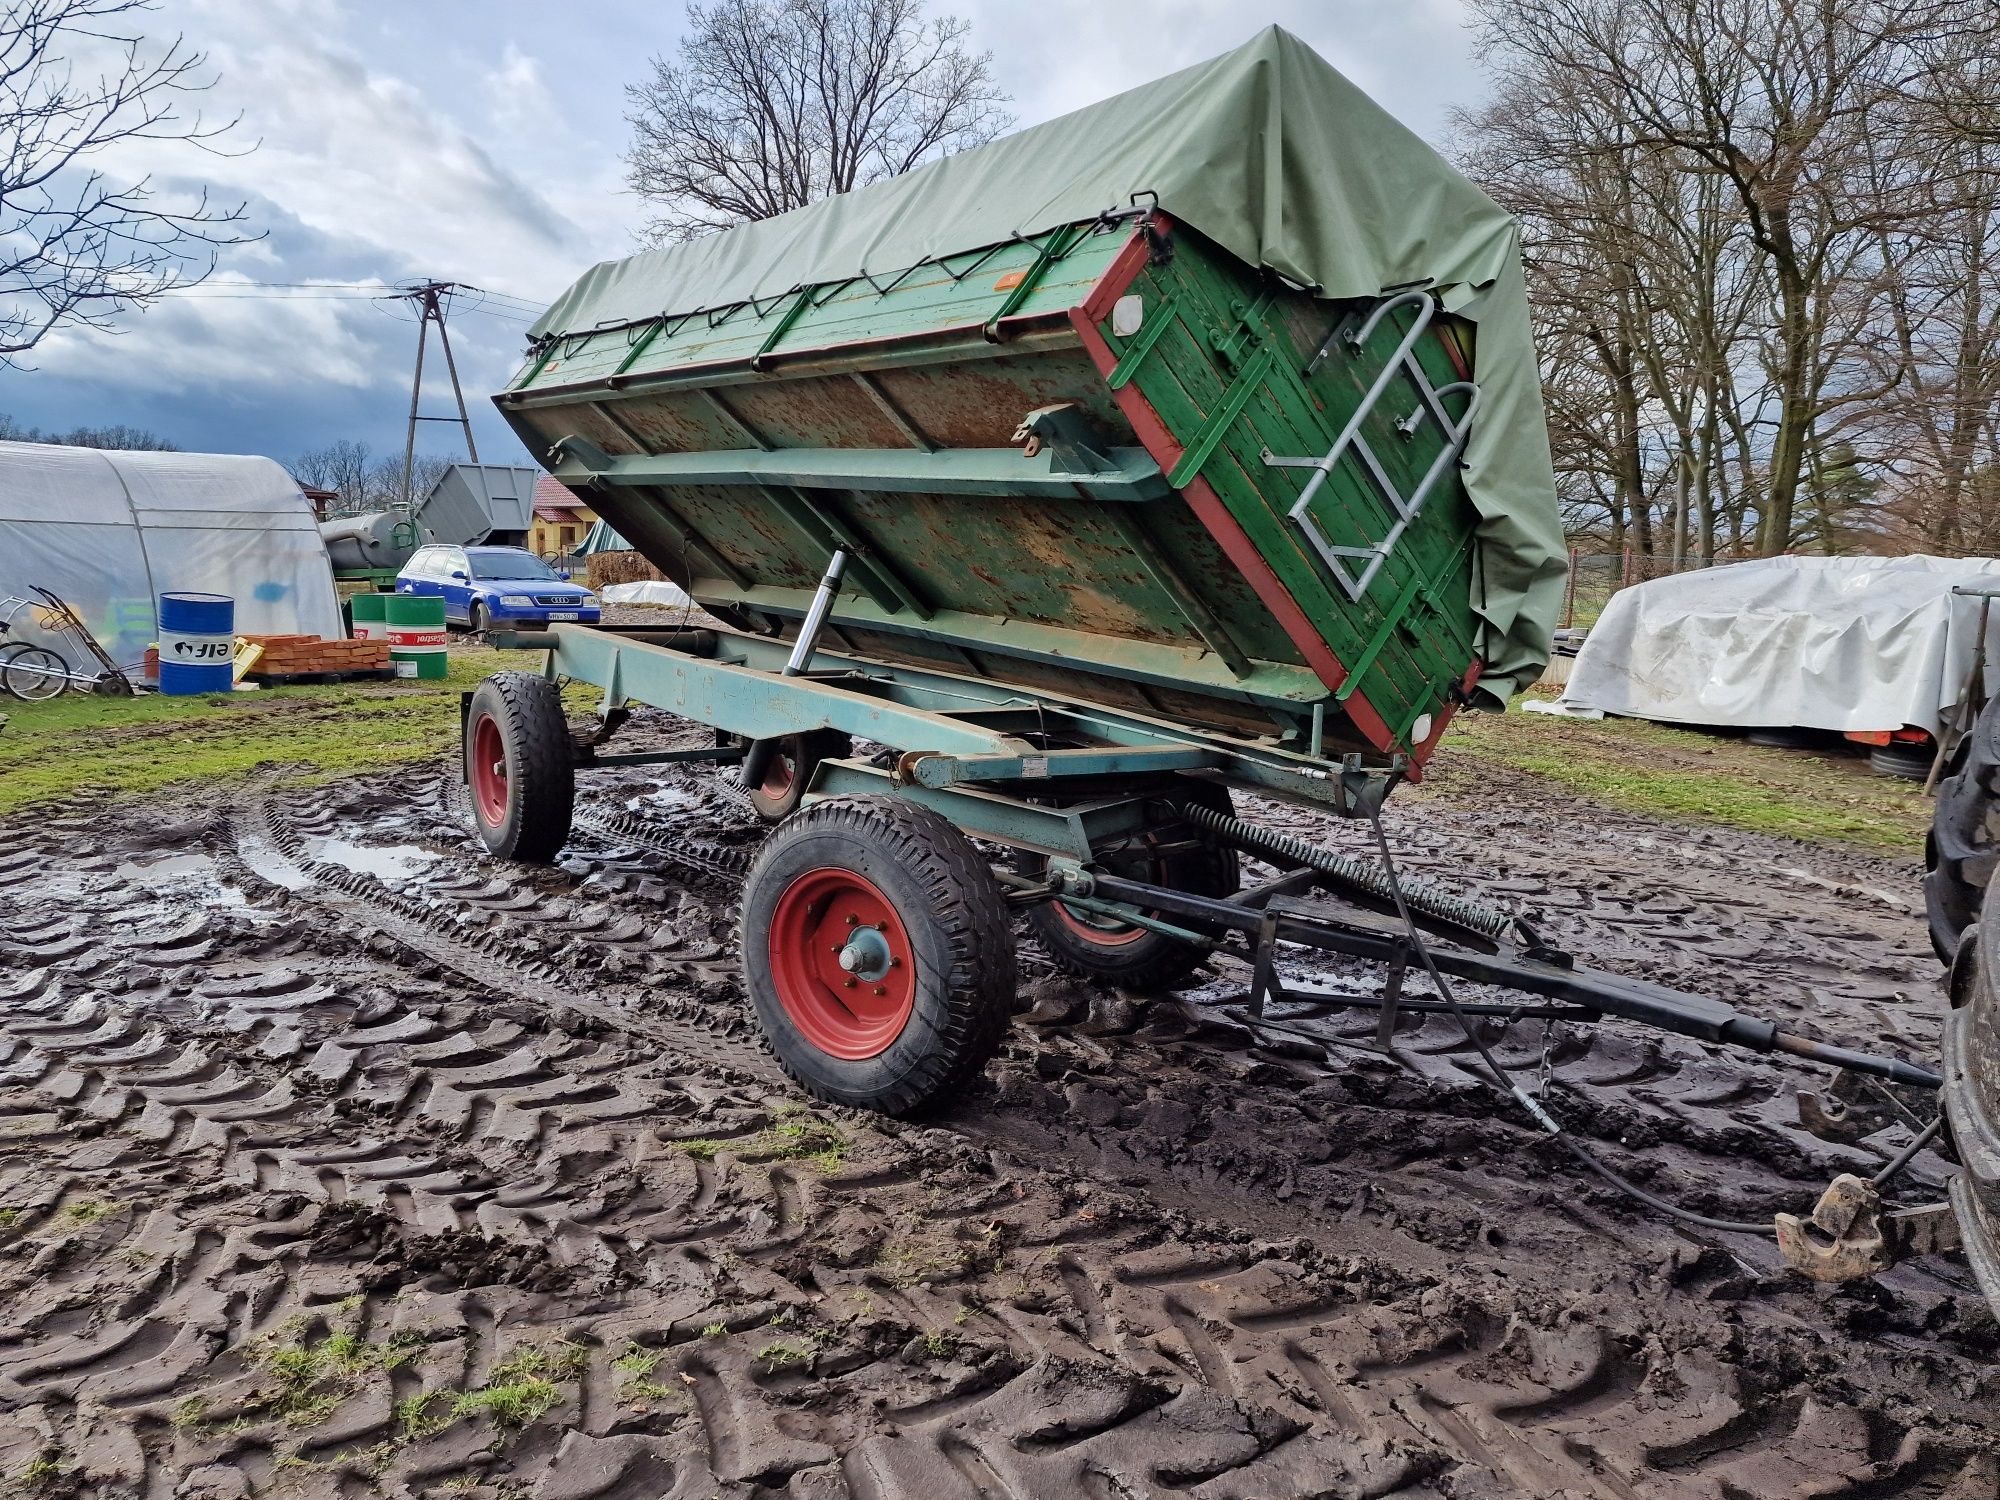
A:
[547,611,579,621]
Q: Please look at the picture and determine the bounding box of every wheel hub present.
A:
[836,925,894,981]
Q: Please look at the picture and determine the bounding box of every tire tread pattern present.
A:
[744,794,1014,1115]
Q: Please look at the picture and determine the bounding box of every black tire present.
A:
[1017,780,1239,992]
[1868,741,1935,781]
[745,729,851,822]
[463,671,574,862]
[741,794,1015,1115]
[1948,875,2000,1316]
[1746,727,1814,749]
[1928,698,2000,961]
[467,601,487,637]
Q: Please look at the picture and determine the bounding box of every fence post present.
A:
[1563,546,1578,629]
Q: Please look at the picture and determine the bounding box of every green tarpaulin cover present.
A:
[530,26,1563,701]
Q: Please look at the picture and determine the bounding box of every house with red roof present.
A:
[528,475,597,559]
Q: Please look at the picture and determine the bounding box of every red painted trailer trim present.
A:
[1074,217,1483,770]
[1070,224,1405,753]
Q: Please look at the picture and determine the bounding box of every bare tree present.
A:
[0,0,256,365]
[0,411,173,447]
[625,0,1010,244]
[290,439,376,504]
[289,443,452,515]
[1460,0,2000,559]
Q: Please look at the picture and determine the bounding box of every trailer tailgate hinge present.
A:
[1012,403,1116,474]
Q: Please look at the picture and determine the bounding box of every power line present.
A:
[159,278,547,312]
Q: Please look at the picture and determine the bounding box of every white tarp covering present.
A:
[0,442,343,669]
[601,579,693,607]
[1561,555,2000,734]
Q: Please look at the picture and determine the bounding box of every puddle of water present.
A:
[115,851,250,908]
[307,836,438,881]
[115,853,211,883]
[233,834,309,892]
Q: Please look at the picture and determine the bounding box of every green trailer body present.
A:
[496,27,1565,775]
[458,33,1964,1266]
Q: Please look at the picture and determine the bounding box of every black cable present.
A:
[1870,1113,1945,1190]
[1362,804,1779,1237]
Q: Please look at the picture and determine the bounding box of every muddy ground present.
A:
[0,710,1994,1499]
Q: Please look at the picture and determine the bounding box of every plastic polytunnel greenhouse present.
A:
[0,442,344,670]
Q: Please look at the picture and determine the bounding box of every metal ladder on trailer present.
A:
[1261,290,1480,603]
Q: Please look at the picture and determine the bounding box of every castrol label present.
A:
[387,626,447,654]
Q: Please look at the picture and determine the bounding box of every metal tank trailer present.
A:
[316,464,542,582]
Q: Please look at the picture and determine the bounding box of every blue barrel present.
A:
[157,592,235,695]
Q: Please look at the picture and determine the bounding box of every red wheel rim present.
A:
[760,749,796,801]
[1049,833,1169,947]
[1051,900,1149,947]
[767,868,916,1059]
[470,713,509,828]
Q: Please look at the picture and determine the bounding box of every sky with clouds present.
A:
[5,0,1486,474]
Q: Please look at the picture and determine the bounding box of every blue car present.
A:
[395,544,601,632]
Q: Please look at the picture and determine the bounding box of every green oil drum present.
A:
[385,594,447,680]
[350,591,388,641]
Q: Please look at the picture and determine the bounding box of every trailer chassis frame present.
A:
[472,621,1958,1279]
[490,621,1942,1102]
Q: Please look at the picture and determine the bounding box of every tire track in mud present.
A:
[223,776,2000,1496]
[0,757,1995,1496]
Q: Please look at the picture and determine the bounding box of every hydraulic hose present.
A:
[1360,803,1781,1237]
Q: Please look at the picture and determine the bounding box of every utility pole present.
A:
[397,281,480,508]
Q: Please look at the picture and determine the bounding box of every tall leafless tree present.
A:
[1459,0,2000,560]
[292,441,456,514]
[0,0,256,365]
[624,0,1010,244]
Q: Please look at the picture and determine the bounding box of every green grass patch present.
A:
[0,647,593,818]
[1438,701,1930,853]
[19,1447,76,1495]
[243,1317,427,1428]
[398,1340,588,1439]
[673,1107,849,1171]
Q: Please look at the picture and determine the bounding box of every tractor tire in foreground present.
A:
[1928,697,2000,961]
[463,671,575,863]
[742,794,1015,1115]
[1949,886,2000,1312]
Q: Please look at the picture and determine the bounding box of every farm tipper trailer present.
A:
[464,28,1992,1307]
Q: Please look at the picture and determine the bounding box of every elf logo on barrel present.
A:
[385,595,448,680]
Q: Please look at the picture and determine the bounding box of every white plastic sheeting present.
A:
[1560,555,2000,734]
[601,579,693,607]
[0,442,343,669]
